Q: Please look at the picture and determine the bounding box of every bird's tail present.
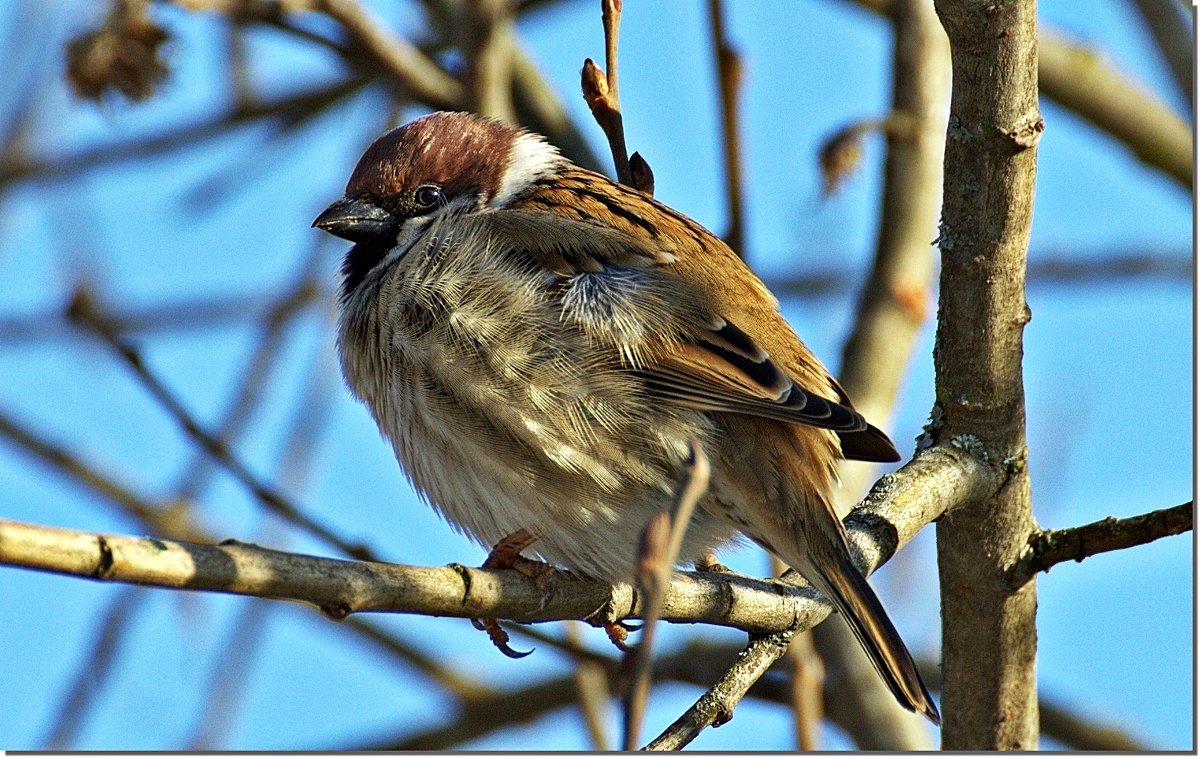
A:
[804,543,941,725]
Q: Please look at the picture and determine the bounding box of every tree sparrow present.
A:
[314,111,938,724]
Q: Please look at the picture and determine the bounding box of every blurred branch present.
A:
[67,289,374,561]
[1008,502,1193,588]
[463,0,517,121]
[566,622,613,750]
[350,636,1148,751]
[815,0,949,747]
[0,249,1184,346]
[1038,30,1192,189]
[42,588,146,749]
[311,0,462,108]
[0,77,369,187]
[188,598,273,749]
[847,0,1193,189]
[622,441,709,750]
[706,0,746,255]
[1132,0,1193,111]
[0,406,209,542]
[783,627,823,749]
[0,285,324,342]
[1039,698,1149,751]
[175,252,325,499]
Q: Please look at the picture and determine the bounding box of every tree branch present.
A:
[1038,29,1192,189]
[1008,502,1193,587]
[932,0,1041,748]
[623,441,710,749]
[344,637,1151,751]
[0,440,1000,633]
[67,292,374,561]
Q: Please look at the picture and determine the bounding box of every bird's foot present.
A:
[472,528,549,659]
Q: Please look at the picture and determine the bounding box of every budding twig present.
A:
[623,440,710,750]
[581,0,654,194]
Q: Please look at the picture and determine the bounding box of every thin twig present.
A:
[623,441,710,750]
[816,0,949,747]
[644,630,795,750]
[706,0,746,255]
[1008,502,1193,588]
[769,556,822,750]
[345,636,1149,751]
[188,598,273,749]
[847,0,1193,188]
[566,622,612,749]
[42,588,146,749]
[175,251,324,500]
[0,77,368,187]
[1132,0,1193,111]
[0,407,208,542]
[67,292,374,561]
[581,0,639,188]
[510,47,606,172]
[344,617,497,701]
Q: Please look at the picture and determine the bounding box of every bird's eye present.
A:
[413,184,444,209]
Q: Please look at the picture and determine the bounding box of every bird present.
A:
[313,110,939,724]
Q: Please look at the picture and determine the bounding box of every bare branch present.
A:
[642,441,1003,748]
[0,78,368,187]
[0,407,209,543]
[43,588,146,749]
[463,0,517,122]
[816,0,949,746]
[1008,502,1193,587]
[1132,0,1193,111]
[343,637,1150,751]
[644,630,793,750]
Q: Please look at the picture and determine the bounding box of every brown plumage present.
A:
[314,111,938,724]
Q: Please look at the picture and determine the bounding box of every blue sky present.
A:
[0,0,1192,750]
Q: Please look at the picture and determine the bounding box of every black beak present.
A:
[313,195,397,242]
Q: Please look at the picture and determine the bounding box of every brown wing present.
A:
[497,168,901,463]
[638,319,900,462]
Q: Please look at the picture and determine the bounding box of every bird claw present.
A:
[471,529,547,659]
[474,616,533,659]
[602,620,635,652]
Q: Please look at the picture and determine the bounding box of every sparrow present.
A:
[314,111,939,724]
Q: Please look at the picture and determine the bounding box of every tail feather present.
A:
[810,551,941,725]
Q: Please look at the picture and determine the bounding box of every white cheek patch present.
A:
[492,132,564,208]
